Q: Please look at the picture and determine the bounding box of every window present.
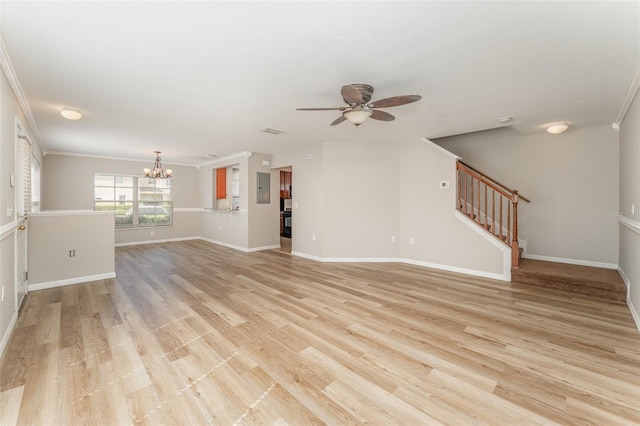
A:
[94,174,172,229]
[17,135,31,217]
[31,155,41,213]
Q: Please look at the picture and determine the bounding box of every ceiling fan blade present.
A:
[370,110,395,121]
[368,94,421,108]
[330,115,347,126]
[341,85,363,105]
[297,107,345,111]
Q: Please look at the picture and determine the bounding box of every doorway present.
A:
[278,168,292,253]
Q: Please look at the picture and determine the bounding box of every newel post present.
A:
[511,191,520,269]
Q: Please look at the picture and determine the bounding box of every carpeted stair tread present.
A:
[511,259,626,302]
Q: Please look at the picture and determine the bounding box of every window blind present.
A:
[18,136,31,217]
[31,155,41,213]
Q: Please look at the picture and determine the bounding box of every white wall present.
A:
[247,153,280,249]
[322,141,401,259]
[28,211,115,289]
[400,139,506,277]
[0,51,41,357]
[436,125,620,266]
[0,53,17,358]
[42,153,201,245]
[198,152,279,251]
[619,84,640,327]
[272,139,507,279]
[199,154,250,249]
[272,143,325,259]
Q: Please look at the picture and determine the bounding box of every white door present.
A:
[16,218,27,309]
[15,120,31,310]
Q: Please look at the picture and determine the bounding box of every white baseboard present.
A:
[618,266,640,332]
[199,237,250,252]
[321,257,403,263]
[401,258,509,281]
[522,253,618,270]
[28,272,116,292]
[291,251,508,281]
[291,251,323,262]
[115,236,199,247]
[618,266,631,293]
[0,311,18,361]
[116,237,280,253]
[247,244,280,252]
[628,299,640,333]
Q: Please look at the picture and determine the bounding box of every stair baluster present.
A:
[456,161,530,268]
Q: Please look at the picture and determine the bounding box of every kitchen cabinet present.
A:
[216,168,226,199]
[280,171,292,199]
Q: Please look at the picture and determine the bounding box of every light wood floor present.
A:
[278,237,291,254]
[1,240,639,425]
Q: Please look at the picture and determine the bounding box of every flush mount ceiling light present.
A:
[144,151,172,179]
[61,107,82,120]
[546,123,568,134]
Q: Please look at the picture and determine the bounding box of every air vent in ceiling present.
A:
[261,128,284,135]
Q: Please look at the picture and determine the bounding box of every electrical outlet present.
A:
[391,236,396,243]
[150,231,155,236]
[632,204,635,216]
[409,237,415,244]
[6,203,13,218]
[312,234,316,241]
[69,250,76,257]
[1,285,4,302]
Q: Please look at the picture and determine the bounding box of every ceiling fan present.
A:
[297,84,421,127]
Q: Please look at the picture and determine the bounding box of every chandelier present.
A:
[144,151,173,179]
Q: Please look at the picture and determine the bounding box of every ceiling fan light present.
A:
[547,123,568,134]
[343,108,372,126]
[61,107,82,120]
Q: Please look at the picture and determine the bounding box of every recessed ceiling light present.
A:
[61,107,82,120]
[547,123,568,134]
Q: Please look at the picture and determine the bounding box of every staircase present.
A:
[456,160,530,268]
[511,259,627,302]
[457,160,627,302]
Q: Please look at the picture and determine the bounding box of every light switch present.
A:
[6,203,13,218]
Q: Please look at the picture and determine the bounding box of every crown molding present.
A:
[46,150,197,168]
[198,151,253,167]
[615,64,640,127]
[0,32,46,153]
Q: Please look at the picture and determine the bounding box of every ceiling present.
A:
[1,1,638,166]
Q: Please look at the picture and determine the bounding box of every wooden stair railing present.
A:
[456,160,530,268]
